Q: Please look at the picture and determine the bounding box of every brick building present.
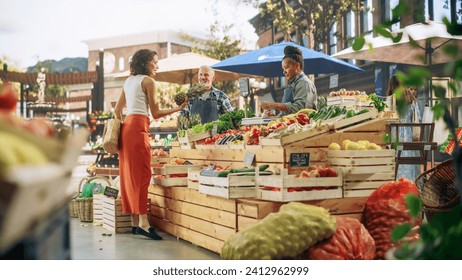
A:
[82,30,205,112]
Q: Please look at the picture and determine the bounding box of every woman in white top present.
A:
[114,49,187,240]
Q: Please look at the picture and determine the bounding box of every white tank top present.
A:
[123,75,149,116]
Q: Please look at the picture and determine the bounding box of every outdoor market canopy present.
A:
[333,21,462,66]
[211,41,363,77]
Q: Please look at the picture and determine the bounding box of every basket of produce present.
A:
[69,176,111,222]
[415,159,459,219]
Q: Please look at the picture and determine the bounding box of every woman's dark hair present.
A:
[386,75,400,97]
[129,49,157,76]
[283,45,304,69]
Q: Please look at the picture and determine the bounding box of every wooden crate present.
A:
[148,185,237,254]
[92,194,104,226]
[199,173,256,199]
[326,95,371,108]
[102,196,150,233]
[187,170,200,190]
[178,131,211,149]
[327,149,395,198]
[255,169,343,202]
[260,124,330,147]
[324,109,379,131]
[150,156,170,165]
[152,164,201,187]
[102,197,132,233]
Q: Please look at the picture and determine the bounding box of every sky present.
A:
[0,0,261,70]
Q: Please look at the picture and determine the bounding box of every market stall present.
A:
[147,103,400,254]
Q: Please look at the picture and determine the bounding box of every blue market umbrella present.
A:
[212,41,363,77]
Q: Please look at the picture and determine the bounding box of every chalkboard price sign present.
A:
[104,186,119,199]
[289,153,310,167]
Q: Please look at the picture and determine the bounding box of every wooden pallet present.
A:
[327,149,395,197]
[255,169,343,202]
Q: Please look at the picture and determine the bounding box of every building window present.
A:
[384,0,400,31]
[119,57,125,71]
[344,11,356,48]
[360,0,373,38]
[427,0,452,21]
[329,24,337,55]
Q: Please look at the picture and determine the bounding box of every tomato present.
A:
[0,83,18,112]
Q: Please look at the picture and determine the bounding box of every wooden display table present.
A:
[148,184,366,254]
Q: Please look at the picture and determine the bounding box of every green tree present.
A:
[258,0,358,51]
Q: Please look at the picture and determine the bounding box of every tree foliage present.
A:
[181,20,245,103]
[259,0,357,51]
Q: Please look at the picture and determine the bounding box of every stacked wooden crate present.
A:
[198,173,257,199]
[102,196,132,233]
[92,194,105,225]
[255,169,343,202]
[327,149,396,197]
[152,164,201,187]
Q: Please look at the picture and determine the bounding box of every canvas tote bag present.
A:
[102,118,121,154]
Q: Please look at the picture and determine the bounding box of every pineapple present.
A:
[174,92,187,106]
[173,83,207,106]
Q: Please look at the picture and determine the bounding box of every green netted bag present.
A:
[221,202,337,260]
[79,182,94,198]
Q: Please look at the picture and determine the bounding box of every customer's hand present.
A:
[178,97,188,110]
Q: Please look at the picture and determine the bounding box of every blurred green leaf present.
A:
[352,36,365,51]
[443,44,459,57]
[432,103,445,120]
[392,1,411,20]
[375,25,393,38]
[391,32,403,43]
[383,133,391,144]
[391,223,412,242]
[433,85,447,99]
[405,194,422,218]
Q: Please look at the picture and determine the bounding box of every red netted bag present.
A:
[304,216,375,260]
[363,178,422,259]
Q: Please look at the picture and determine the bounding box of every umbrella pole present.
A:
[426,40,434,107]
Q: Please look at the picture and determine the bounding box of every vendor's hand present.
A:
[260,101,273,110]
